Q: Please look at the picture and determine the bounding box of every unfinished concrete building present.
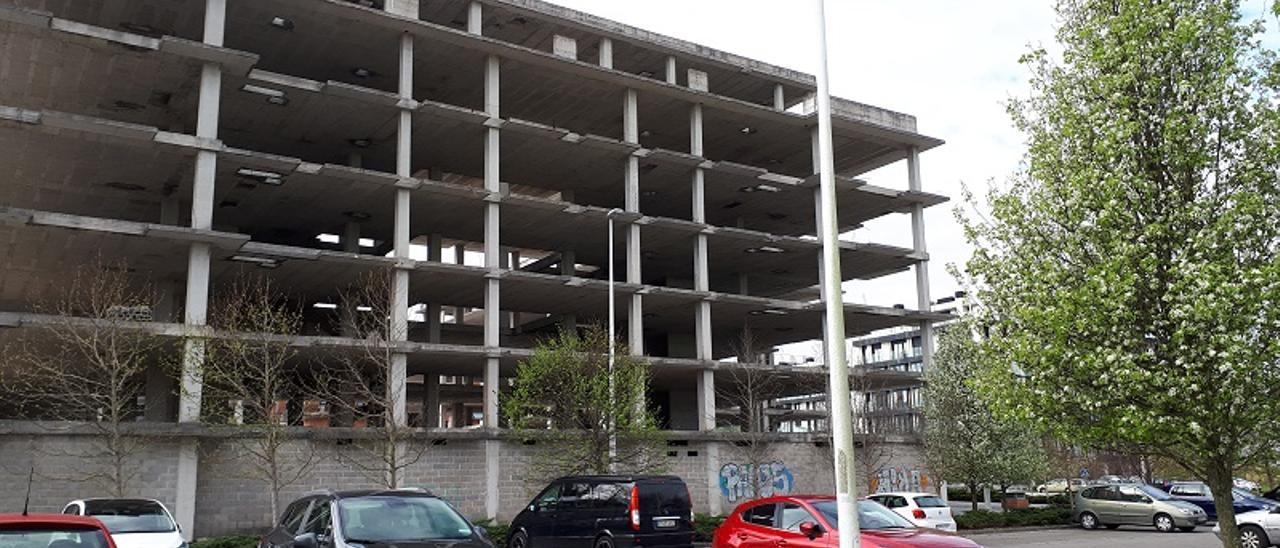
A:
[0,0,946,536]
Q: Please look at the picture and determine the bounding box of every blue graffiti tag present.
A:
[719,461,795,503]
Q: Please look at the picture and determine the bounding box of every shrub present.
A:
[192,536,259,548]
[472,519,510,544]
[955,508,1072,530]
[694,514,725,542]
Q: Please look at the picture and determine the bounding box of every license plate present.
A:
[655,519,677,529]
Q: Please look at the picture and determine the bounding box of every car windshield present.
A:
[813,501,916,531]
[1139,485,1174,501]
[0,528,110,548]
[84,500,175,534]
[337,497,473,542]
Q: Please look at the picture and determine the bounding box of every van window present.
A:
[560,482,591,510]
[280,500,311,533]
[585,482,631,510]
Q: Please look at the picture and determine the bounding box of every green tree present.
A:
[961,0,1280,544]
[924,324,1047,511]
[502,325,663,482]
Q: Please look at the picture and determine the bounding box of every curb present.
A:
[961,524,1076,535]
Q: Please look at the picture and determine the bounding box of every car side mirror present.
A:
[264,527,295,547]
[292,533,318,548]
[799,522,821,540]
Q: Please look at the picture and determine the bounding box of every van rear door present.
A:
[638,478,694,543]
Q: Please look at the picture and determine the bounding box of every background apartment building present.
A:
[0,0,945,536]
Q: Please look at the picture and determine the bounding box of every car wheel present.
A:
[1154,513,1175,533]
[594,536,615,548]
[508,530,529,548]
[1080,512,1100,530]
[1240,525,1268,548]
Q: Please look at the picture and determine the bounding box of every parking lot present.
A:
[969,527,1220,547]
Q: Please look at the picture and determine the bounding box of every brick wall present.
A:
[0,432,927,538]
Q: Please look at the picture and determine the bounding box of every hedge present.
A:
[694,514,726,542]
[955,508,1073,530]
[191,536,259,548]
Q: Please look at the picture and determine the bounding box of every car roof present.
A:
[0,514,109,528]
[869,492,937,496]
[554,475,685,483]
[321,489,438,500]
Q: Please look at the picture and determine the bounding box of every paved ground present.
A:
[968,526,1220,547]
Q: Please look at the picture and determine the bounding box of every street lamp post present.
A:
[607,207,623,469]
[813,1,861,546]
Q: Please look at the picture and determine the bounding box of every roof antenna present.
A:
[21,466,34,516]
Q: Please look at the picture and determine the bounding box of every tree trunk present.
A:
[969,481,979,512]
[1207,462,1242,548]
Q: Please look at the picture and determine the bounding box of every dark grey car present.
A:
[262,489,494,548]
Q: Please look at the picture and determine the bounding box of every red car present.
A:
[0,513,119,548]
[714,495,984,548]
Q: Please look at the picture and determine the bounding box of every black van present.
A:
[507,475,694,548]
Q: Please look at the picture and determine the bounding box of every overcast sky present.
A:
[543,0,1059,311]
[545,0,1279,316]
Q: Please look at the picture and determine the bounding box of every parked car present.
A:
[1166,481,1274,521]
[508,475,693,548]
[1036,479,1085,494]
[713,495,982,547]
[865,492,956,532]
[0,513,118,548]
[1236,478,1261,492]
[1215,508,1280,548]
[262,488,492,548]
[1263,485,1280,503]
[1235,488,1280,511]
[1098,475,1126,485]
[1075,484,1206,532]
[61,499,184,548]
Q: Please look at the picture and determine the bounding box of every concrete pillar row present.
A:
[598,38,613,69]
[623,89,644,356]
[175,0,226,539]
[665,55,678,85]
[907,148,933,372]
[690,102,715,432]
[427,233,443,343]
[387,30,415,430]
[473,3,502,518]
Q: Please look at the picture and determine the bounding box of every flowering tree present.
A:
[961,0,1280,545]
[923,324,1045,511]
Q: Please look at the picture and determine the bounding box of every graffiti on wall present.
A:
[870,465,929,493]
[719,461,795,503]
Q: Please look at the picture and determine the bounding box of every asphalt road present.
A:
[968,527,1220,547]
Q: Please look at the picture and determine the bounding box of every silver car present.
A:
[1076,483,1207,532]
[1215,508,1280,548]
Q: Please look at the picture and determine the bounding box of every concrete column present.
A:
[467,1,482,35]
[705,442,723,516]
[427,234,443,343]
[773,84,786,111]
[664,55,678,84]
[481,53,502,431]
[453,244,467,322]
[598,37,613,69]
[623,89,643,355]
[690,103,714,431]
[560,249,577,332]
[423,374,440,428]
[175,0,225,539]
[387,31,415,428]
[907,148,933,372]
[344,222,361,253]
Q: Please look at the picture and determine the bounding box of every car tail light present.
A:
[686,485,695,523]
[629,484,641,531]
[913,508,927,519]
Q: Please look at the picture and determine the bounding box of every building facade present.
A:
[0,0,945,536]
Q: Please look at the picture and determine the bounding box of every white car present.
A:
[1216,508,1280,548]
[62,499,186,548]
[866,492,957,531]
